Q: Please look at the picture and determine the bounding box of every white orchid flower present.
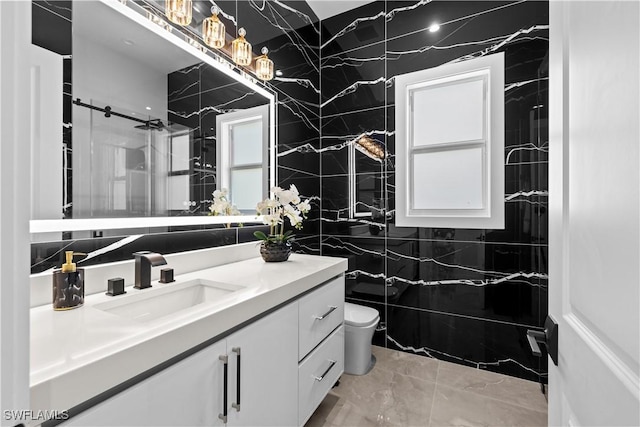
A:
[297,199,311,214]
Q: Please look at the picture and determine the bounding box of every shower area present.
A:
[72,100,191,218]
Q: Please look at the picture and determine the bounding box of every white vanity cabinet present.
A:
[224,301,298,427]
[62,339,228,426]
[57,273,345,427]
[297,275,345,426]
[62,303,298,427]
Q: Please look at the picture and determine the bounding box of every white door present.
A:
[226,303,299,427]
[549,1,640,425]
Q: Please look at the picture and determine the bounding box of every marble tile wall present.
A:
[30,1,322,273]
[319,0,549,382]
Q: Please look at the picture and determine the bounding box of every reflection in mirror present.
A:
[349,135,386,227]
[30,0,276,238]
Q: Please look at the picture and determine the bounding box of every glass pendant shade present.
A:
[232,28,252,66]
[203,7,225,49]
[165,0,192,25]
[255,47,274,81]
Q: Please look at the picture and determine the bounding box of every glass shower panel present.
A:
[85,103,171,217]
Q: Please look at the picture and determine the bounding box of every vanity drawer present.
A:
[298,325,344,427]
[298,275,344,359]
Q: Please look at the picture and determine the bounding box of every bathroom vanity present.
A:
[29,244,347,426]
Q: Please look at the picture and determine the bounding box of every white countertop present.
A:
[30,253,347,414]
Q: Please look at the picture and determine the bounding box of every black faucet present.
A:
[133,251,167,289]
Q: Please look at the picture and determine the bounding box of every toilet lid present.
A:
[344,302,379,327]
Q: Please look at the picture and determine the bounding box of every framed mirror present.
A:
[30,0,276,239]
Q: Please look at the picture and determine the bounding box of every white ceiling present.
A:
[306,0,375,21]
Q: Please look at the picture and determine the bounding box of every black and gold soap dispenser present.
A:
[53,251,86,311]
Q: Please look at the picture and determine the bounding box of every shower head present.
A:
[135,119,165,130]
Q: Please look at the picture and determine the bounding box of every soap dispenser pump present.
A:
[53,251,86,311]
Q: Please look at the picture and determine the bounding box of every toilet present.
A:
[344,302,380,375]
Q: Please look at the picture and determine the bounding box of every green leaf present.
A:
[253,230,269,241]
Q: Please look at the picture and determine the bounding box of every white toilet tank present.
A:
[344,302,379,375]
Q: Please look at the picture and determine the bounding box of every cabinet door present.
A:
[226,303,299,427]
[63,339,227,426]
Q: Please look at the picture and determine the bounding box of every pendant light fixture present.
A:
[165,0,192,26]
[232,27,252,66]
[255,47,274,81]
[355,135,386,160]
[203,6,225,49]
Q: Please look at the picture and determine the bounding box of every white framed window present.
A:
[216,104,269,212]
[395,52,504,229]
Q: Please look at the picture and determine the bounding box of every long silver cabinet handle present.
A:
[313,359,337,382]
[231,347,241,412]
[314,306,337,320]
[218,355,228,423]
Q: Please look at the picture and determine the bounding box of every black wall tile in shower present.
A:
[386,306,546,383]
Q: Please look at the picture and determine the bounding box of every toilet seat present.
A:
[344,302,379,328]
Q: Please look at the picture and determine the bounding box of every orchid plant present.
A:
[209,188,241,228]
[254,184,311,244]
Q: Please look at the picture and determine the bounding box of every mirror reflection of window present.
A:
[348,136,386,220]
[168,133,191,212]
[217,105,268,213]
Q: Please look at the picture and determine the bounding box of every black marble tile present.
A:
[322,235,386,306]
[386,306,547,382]
[32,1,72,55]
[278,98,319,129]
[168,63,202,101]
[321,106,387,139]
[320,1,385,57]
[278,141,320,177]
[168,94,201,131]
[321,42,386,116]
[238,225,269,243]
[385,239,545,326]
[278,118,320,148]
[291,234,321,255]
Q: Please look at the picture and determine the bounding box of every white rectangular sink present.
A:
[94,279,245,322]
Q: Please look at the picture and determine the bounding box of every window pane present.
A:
[412,147,484,210]
[231,119,262,166]
[230,168,262,211]
[412,78,485,146]
[168,175,190,211]
[171,134,190,171]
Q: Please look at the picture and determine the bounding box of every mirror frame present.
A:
[30,0,276,234]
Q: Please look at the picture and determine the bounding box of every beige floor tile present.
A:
[429,384,547,427]
[436,361,547,413]
[328,367,436,426]
[373,346,440,383]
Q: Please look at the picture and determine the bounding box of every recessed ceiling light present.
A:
[123,39,135,46]
[428,23,440,33]
[146,107,151,110]
[275,70,283,77]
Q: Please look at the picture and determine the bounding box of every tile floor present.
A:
[305,346,547,427]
